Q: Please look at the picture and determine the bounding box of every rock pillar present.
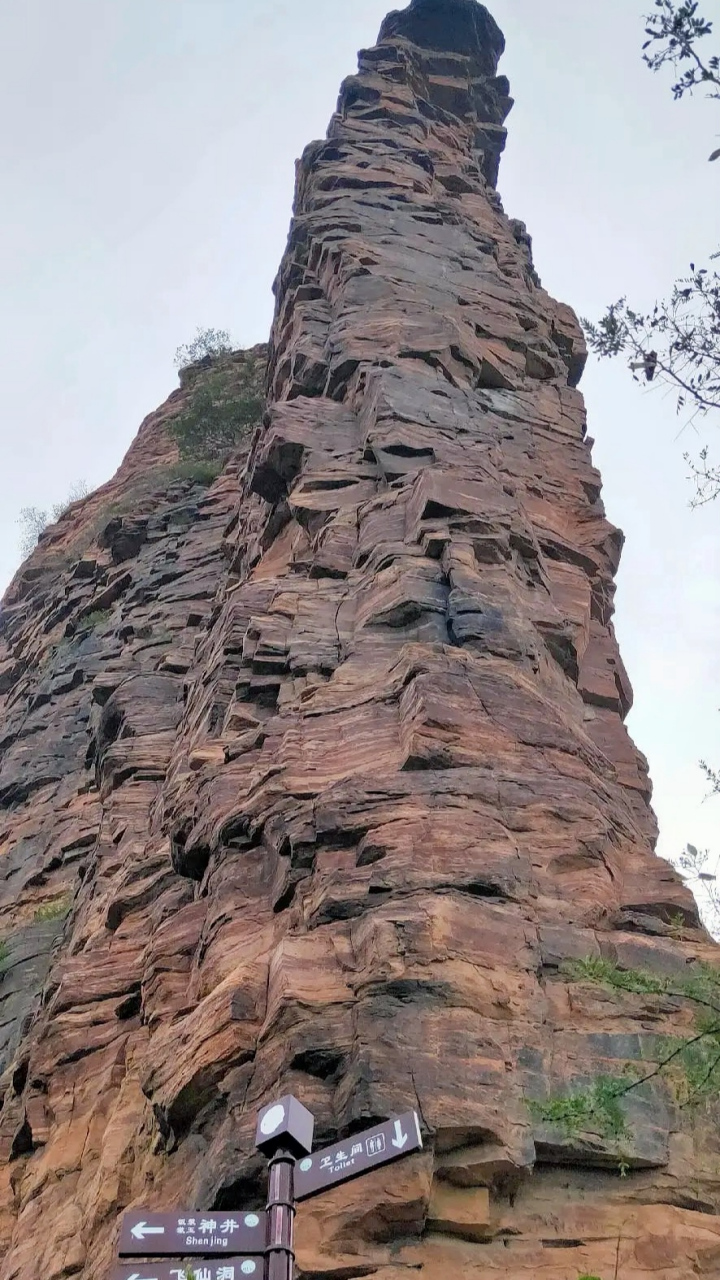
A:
[1,4,718,1278]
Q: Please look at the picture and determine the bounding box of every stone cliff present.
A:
[2,1,720,1277]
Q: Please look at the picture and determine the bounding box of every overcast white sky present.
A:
[0,0,718,872]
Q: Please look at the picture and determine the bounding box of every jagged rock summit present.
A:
[1,4,720,1280]
[379,0,505,70]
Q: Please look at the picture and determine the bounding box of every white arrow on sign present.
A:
[130,1224,166,1241]
[391,1120,408,1150]
[127,1273,158,1280]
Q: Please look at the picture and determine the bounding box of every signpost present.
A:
[115,1098,423,1280]
[113,1261,264,1280]
[295,1110,422,1201]
[118,1213,266,1258]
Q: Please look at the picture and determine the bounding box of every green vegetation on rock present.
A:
[81,609,112,630]
[530,1074,634,1145]
[167,459,225,485]
[170,356,264,463]
[34,896,72,924]
[530,955,720,1170]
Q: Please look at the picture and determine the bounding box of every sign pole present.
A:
[265,1147,296,1280]
[255,1095,315,1280]
[114,1098,422,1280]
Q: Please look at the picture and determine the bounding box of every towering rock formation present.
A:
[1,1,720,1276]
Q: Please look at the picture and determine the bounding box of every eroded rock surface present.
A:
[2,3,719,1278]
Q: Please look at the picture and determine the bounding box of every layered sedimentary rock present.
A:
[2,2,720,1277]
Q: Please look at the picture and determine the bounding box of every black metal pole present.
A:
[265,1147,296,1280]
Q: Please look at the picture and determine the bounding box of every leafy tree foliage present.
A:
[584,269,719,486]
[584,3,719,501]
[642,0,720,110]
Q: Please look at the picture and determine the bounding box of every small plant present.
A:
[168,459,224,485]
[174,327,233,370]
[81,609,112,629]
[34,896,72,923]
[0,940,9,972]
[667,909,690,939]
[530,1075,633,1145]
[578,1274,603,1280]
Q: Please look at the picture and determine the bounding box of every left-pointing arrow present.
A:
[130,1224,165,1241]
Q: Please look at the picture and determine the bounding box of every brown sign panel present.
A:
[112,1262,264,1280]
[295,1110,423,1201]
[118,1213,266,1257]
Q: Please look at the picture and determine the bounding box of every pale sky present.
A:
[1,0,718,875]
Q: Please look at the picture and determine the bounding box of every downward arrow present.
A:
[392,1120,408,1150]
[130,1223,166,1241]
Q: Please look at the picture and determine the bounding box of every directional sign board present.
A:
[295,1110,423,1201]
[118,1212,266,1258]
[113,1261,264,1280]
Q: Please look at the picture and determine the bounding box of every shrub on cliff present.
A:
[169,356,264,463]
[174,327,233,371]
[18,507,50,558]
[531,955,720,1173]
[18,480,90,558]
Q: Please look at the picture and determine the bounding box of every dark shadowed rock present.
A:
[379,0,505,72]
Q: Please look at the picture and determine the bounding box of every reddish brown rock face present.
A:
[2,3,720,1278]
